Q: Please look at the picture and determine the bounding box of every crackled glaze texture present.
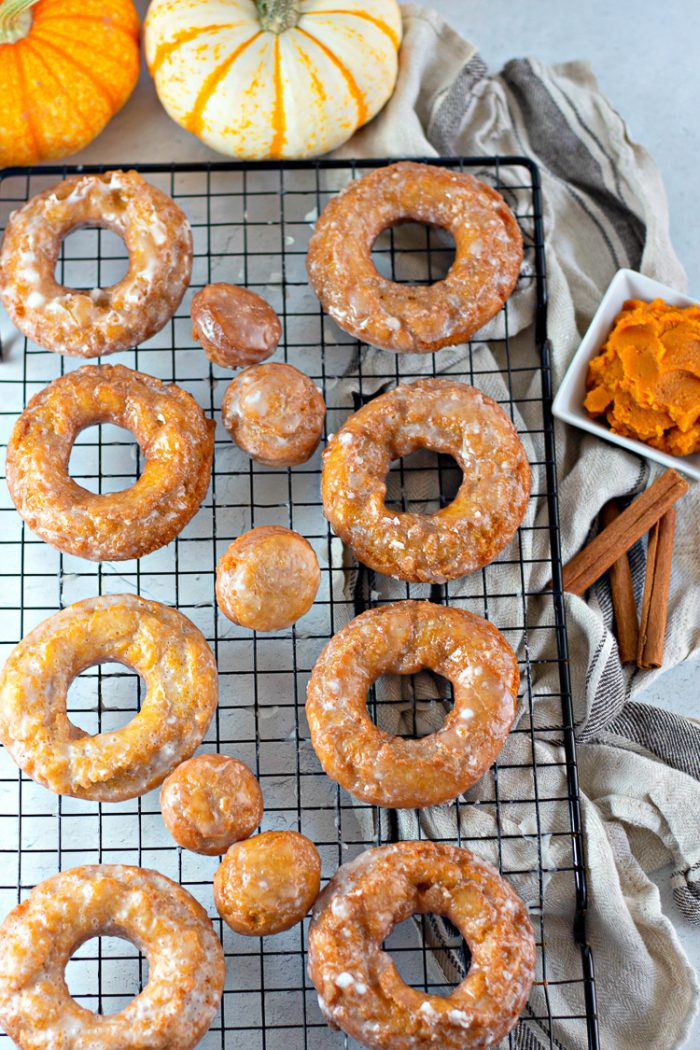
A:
[5,363,215,561]
[307,162,523,353]
[192,283,281,368]
[0,170,192,357]
[222,361,325,466]
[322,379,530,583]
[161,753,263,855]
[214,830,321,937]
[0,864,225,1050]
[309,842,535,1050]
[306,601,519,809]
[216,526,321,632]
[0,595,218,802]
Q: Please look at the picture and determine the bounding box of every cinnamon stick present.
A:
[601,500,639,664]
[637,507,676,669]
[562,469,688,596]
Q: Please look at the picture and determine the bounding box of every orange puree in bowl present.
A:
[584,298,700,456]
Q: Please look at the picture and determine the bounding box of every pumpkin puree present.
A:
[584,298,700,456]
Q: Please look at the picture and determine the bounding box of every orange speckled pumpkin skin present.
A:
[0,0,141,167]
[144,0,402,160]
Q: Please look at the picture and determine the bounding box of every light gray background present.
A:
[27,0,700,1043]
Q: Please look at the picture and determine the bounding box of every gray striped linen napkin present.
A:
[329,6,700,1048]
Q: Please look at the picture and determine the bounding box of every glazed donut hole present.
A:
[214,830,321,936]
[192,283,281,368]
[216,526,321,632]
[221,361,325,467]
[160,753,263,855]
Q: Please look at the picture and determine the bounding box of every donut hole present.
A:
[65,935,148,1014]
[371,222,456,284]
[69,424,144,495]
[385,449,462,516]
[384,913,471,993]
[56,227,129,291]
[67,661,145,735]
[370,671,454,740]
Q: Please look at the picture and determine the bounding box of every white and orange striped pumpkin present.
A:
[144,0,402,159]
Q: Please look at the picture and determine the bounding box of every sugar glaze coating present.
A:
[306,601,519,809]
[322,379,530,583]
[0,864,225,1050]
[161,753,263,855]
[192,283,281,368]
[307,162,523,353]
[5,363,215,562]
[214,830,321,936]
[309,842,535,1050]
[0,170,192,357]
[216,526,320,632]
[221,362,325,467]
[0,595,219,801]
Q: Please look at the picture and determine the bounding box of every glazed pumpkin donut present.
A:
[0,169,192,357]
[309,842,535,1050]
[0,864,225,1050]
[214,830,321,936]
[306,601,519,809]
[221,361,325,466]
[307,161,523,353]
[160,753,263,855]
[0,594,218,802]
[5,363,215,561]
[322,379,530,583]
[216,526,321,631]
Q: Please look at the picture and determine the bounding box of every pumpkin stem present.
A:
[0,0,40,44]
[256,0,300,34]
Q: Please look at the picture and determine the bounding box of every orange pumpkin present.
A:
[0,0,141,167]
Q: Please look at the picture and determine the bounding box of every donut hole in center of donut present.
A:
[65,934,148,1014]
[371,222,456,285]
[67,661,145,735]
[369,671,454,740]
[384,913,471,993]
[56,227,130,293]
[69,424,144,495]
[384,448,462,515]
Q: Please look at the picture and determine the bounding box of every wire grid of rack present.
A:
[0,158,598,1049]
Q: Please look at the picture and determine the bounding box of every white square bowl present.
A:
[552,267,700,481]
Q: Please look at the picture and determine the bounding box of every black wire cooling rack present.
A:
[0,158,599,1050]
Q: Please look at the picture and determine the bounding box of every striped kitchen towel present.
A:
[334,6,700,1048]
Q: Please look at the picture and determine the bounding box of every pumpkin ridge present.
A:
[294,41,328,106]
[33,14,140,43]
[13,45,42,161]
[26,32,121,106]
[269,35,286,158]
[295,25,367,123]
[186,30,262,137]
[148,22,244,76]
[30,26,134,82]
[21,37,94,137]
[306,9,400,49]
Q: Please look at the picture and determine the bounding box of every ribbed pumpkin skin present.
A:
[0,0,141,167]
[144,0,402,159]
